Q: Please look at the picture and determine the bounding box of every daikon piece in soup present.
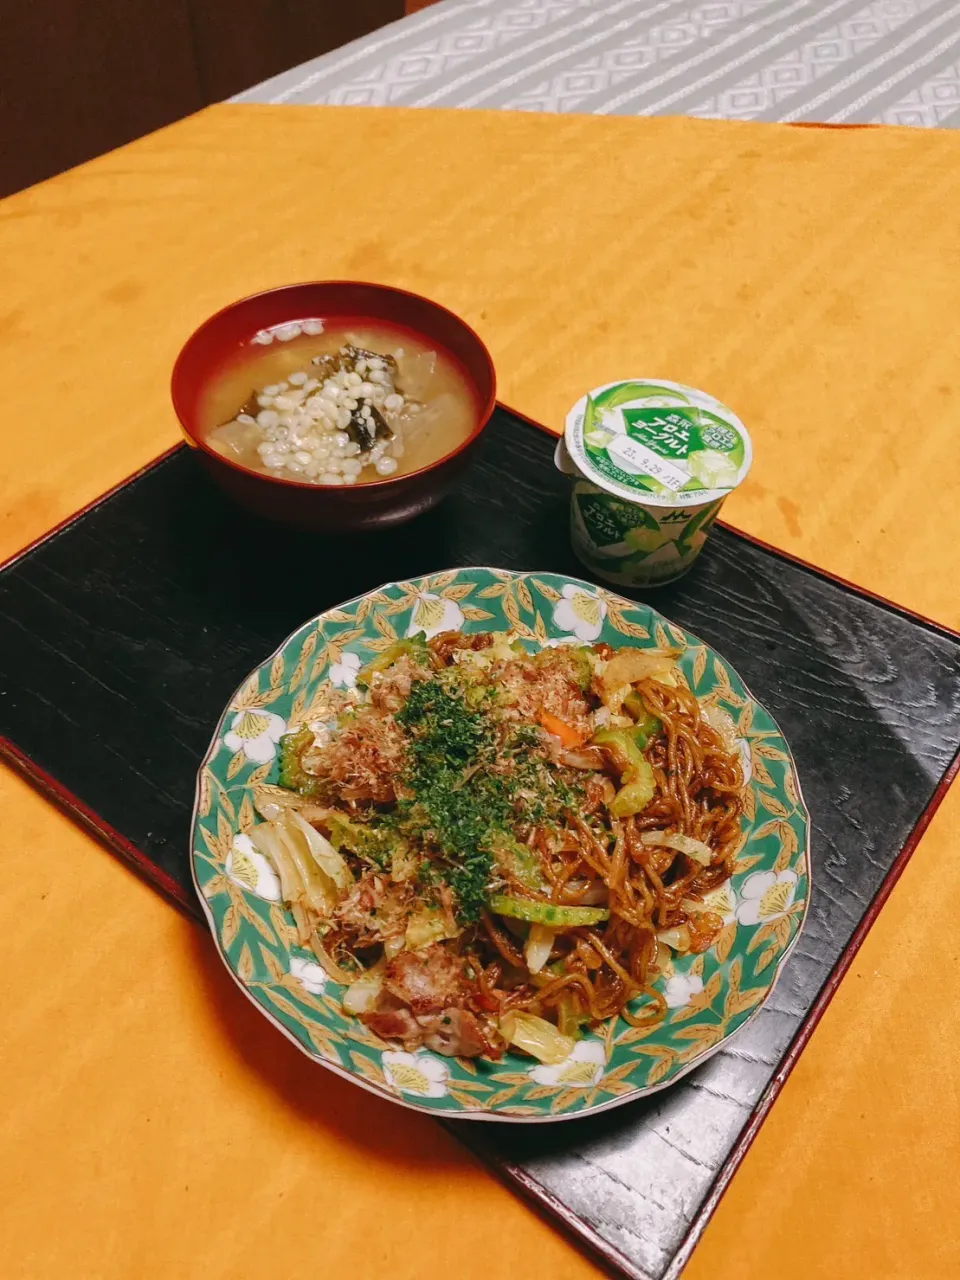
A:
[200,320,479,485]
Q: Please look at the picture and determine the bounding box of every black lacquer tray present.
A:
[2,408,959,1280]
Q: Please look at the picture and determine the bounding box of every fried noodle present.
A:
[255,630,745,1061]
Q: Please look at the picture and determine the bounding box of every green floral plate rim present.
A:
[191,568,811,1122]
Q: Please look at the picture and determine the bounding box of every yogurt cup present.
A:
[557,378,752,588]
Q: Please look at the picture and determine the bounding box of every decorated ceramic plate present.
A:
[192,568,810,1121]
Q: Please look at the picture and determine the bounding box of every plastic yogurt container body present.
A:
[557,378,753,588]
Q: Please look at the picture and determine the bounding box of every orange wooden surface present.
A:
[2,104,959,1280]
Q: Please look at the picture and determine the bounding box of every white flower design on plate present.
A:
[225,834,281,901]
[529,1039,606,1088]
[551,584,608,644]
[381,1050,450,1098]
[698,882,737,926]
[736,870,799,927]
[289,955,327,995]
[223,709,286,763]
[405,592,464,640]
[329,651,362,689]
[663,972,704,1009]
[738,738,753,784]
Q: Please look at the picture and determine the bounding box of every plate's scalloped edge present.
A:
[190,567,812,1124]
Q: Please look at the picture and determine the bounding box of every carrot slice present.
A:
[538,709,585,748]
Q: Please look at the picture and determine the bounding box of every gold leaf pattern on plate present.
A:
[237,792,256,834]
[723,957,743,1017]
[747,920,780,955]
[199,823,227,864]
[231,671,263,712]
[268,903,299,948]
[202,873,228,900]
[269,651,285,688]
[261,947,286,983]
[531,578,561,602]
[221,903,240,949]
[738,700,755,736]
[774,820,800,871]
[756,944,780,975]
[446,1088,487,1109]
[288,687,308,725]
[691,646,708,687]
[363,636,399,654]
[742,784,757,822]
[447,1076,492,1095]
[237,942,257,983]
[715,921,738,963]
[237,896,275,943]
[728,985,769,1017]
[783,767,800,808]
[501,589,535,639]
[750,748,775,791]
[198,768,212,818]
[247,762,272,787]
[605,605,651,639]
[372,609,399,641]
[647,1056,674,1086]
[760,791,791,820]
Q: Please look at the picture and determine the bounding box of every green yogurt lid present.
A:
[564,378,752,506]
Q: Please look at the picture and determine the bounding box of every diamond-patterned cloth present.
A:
[232,0,960,127]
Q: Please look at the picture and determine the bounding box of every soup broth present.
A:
[200,320,478,485]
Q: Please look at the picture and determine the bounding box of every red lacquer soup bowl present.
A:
[171,281,497,532]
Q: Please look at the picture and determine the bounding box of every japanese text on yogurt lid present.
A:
[565,379,752,506]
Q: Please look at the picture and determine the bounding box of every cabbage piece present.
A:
[249,822,304,903]
[556,992,588,1040]
[598,647,682,710]
[404,907,458,951]
[656,924,693,953]
[640,830,713,866]
[342,967,384,1014]
[249,815,340,915]
[279,825,337,916]
[252,783,306,822]
[700,704,738,754]
[524,924,557,975]
[500,1011,574,1064]
[311,941,359,985]
[286,810,354,894]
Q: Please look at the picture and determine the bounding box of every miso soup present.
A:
[200,319,479,485]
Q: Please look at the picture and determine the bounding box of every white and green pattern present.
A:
[192,568,810,1122]
[559,380,751,588]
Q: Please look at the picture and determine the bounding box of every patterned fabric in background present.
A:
[233,0,960,127]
